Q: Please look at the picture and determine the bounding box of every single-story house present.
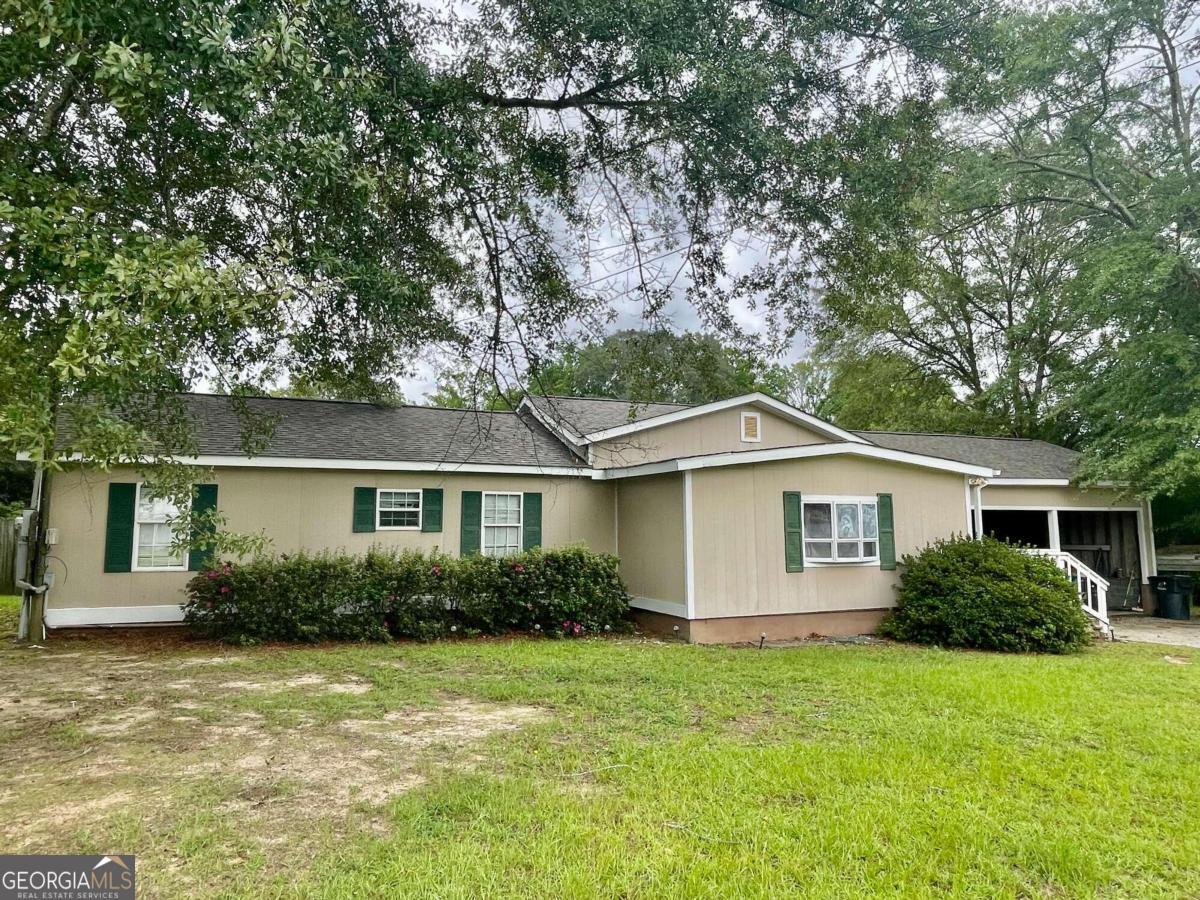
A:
[31,392,1157,642]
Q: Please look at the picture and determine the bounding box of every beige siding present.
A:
[981,484,1134,509]
[45,466,615,611]
[689,457,967,619]
[591,405,830,468]
[614,474,687,608]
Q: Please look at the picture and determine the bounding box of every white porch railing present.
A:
[1025,549,1111,638]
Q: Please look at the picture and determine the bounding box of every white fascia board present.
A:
[580,393,870,445]
[45,604,185,628]
[48,452,595,478]
[595,442,998,480]
[987,478,1073,487]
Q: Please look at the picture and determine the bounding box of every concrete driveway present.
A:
[1111,613,1200,649]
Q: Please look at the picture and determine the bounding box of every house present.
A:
[32,392,1157,642]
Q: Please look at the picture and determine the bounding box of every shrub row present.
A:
[184,546,632,644]
[881,536,1092,654]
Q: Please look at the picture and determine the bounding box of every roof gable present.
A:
[522,393,868,447]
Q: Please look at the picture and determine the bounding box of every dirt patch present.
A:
[341,698,545,748]
[83,705,159,737]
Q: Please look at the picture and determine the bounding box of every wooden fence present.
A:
[0,518,18,595]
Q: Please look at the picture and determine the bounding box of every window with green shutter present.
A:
[460,490,482,556]
[352,487,376,533]
[421,488,443,533]
[877,493,896,570]
[783,491,804,572]
[103,483,136,573]
[522,492,542,550]
[188,484,218,571]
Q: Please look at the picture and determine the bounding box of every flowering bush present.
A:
[184,546,632,644]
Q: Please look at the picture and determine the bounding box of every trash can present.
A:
[1150,574,1194,620]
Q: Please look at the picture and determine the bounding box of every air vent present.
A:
[741,411,762,443]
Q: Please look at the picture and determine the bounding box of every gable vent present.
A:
[741,412,762,443]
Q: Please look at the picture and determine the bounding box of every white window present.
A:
[740,411,762,443]
[133,484,188,571]
[482,492,522,557]
[803,497,878,563]
[377,489,421,529]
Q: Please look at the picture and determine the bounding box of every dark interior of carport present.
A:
[982,509,1143,609]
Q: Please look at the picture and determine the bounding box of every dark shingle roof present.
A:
[524,395,691,438]
[154,394,584,468]
[856,431,1080,480]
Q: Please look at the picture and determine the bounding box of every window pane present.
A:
[862,541,877,558]
[137,491,178,524]
[484,494,520,525]
[836,503,859,539]
[483,525,520,557]
[862,503,878,539]
[137,522,182,568]
[803,504,832,539]
[379,509,419,527]
[836,541,860,559]
[805,541,832,560]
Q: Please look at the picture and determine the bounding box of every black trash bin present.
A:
[1151,574,1194,620]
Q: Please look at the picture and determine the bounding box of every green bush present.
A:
[184,546,632,644]
[880,536,1093,653]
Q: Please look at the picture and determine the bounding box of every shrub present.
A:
[184,546,632,644]
[880,536,1092,653]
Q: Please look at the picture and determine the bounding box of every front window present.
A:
[377,489,421,529]
[803,498,878,563]
[134,484,187,570]
[482,492,522,557]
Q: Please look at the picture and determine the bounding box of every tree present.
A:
[1,0,992,470]
[818,0,1200,496]
[428,329,820,407]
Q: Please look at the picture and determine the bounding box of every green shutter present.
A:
[421,488,443,533]
[103,483,136,573]
[522,492,542,550]
[353,487,376,533]
[783,491,804,573]
[877,493,896,570]
[460,491,482,556]
[188,484,219,571]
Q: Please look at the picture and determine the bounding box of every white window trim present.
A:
[376,488,422,531]
[481,490,523,557]
[740,411,762,443]
[801,495,880,566]
[131,482,190,573]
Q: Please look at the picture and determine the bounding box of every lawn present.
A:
[2,596,1199,898]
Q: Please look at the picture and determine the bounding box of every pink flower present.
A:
[219,585,231,594]
[431,564,443,576]
[512,563,526,573]
[206,571,219,580]
[573,623,582,635]
[206,601,213,609]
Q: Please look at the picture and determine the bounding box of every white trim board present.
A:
[981,505,1142,512]
[629,596,688,618]
[987,478,1072,487]
[596,442,998,480]
[34,452,594,478]
[580,393,870,446]
[683,471,696,619]
[45,605,185,628]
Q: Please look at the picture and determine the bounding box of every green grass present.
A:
[1,602,1199,898]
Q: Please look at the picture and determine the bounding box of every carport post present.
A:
[1047,510,1061,551]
